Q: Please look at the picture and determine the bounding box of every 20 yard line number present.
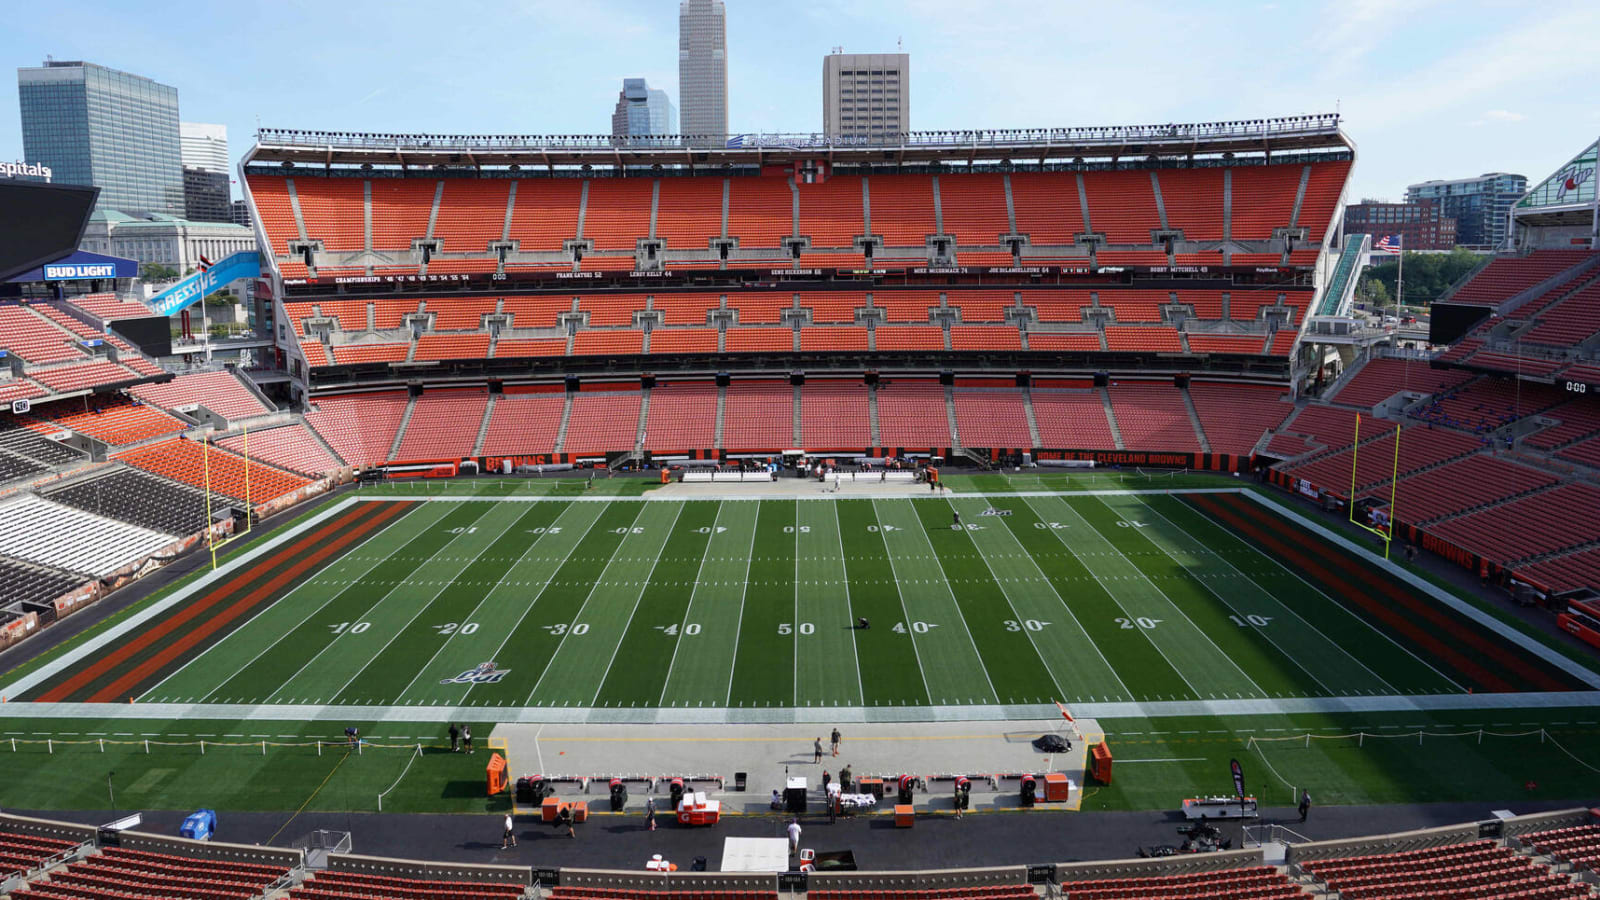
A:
[433,622,480,635]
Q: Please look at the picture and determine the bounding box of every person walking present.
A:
[830,728,841,757]
[645,796,657,832]
[462,725,474,754]
[1298,790,1312,823]
[558,804,575,838]
[501,813,516,849]
[787,817,802,856]
[448,723,461,753]
[813,737,824,764]
[838,764,852,791]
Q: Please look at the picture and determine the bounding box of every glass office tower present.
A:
[18,59,184,215]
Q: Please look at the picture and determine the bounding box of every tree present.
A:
[1356,247,1485,307]
[139,262,178,282]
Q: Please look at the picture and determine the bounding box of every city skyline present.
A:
[1,0,1597,204]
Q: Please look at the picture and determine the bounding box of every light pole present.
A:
[107,770,116,811]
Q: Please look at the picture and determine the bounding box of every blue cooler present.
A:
[179,809,216,841]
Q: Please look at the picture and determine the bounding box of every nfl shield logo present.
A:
[440,661,509,685]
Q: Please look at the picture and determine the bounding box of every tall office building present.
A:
[183,167,231,222]
[1342,199,1456,251]
[611,78,677,140]
[180,122,229,174]
[18,59,183,214]
[678,0,728,138]
[1405,173,1528,249]
[823,51,910,141]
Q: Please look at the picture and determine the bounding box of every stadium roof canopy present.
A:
[1514,138,1599,232]
[245,113,1351,170]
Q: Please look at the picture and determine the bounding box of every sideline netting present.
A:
[1245,728,1600,801]
[376,744,424,811]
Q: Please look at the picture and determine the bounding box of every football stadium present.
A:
[1,36,1600,900]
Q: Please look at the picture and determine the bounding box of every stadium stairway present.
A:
[1098,386,1126,450]
[552,392,573,454]
[791,383,803,447]
[387,396,417,461]
[633,391,650,452]
[944,383,962,448]
[1021,384,1043,447]
[715,383,728,448]
[867,383,883,447]
[1182,387,1212,453]
[472,394,497,457]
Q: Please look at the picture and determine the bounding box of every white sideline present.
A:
[6,690,1599,724]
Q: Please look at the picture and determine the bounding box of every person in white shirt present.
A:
[501,813,516,849]
[787,817,802,855]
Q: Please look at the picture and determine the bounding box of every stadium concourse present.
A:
[1,116,1599,896]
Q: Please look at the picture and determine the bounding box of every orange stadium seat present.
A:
[493,337,568,358]
[562,388,641,454]
[571,330,643,356]
[1184,333,1268,355]
[1105,326,1182,353]
[867,174,936,247]
[27,398,187,445]
[727,176,793,249]
[870,291,938,322]
[725,328,795,353]
[950,325,1022,351]
[481,388,564,456]
[800,325,869,352]
[426,297,497,330]
[1229,165,1300,240]
[797,176,863,248]
[800,380,870,448]
[294,177,367,252]
[1300,160,1351,240]
[1188,382,1292,454]
[656,177,725,250]
[114,438,310,503]
[578,294,646,326]
[722,379,793,450]
[413,333,491,361]
[937,173,1009,247]
[583,179,655,250]
[649,328,719,354]
[1108,380,1201,451]
[875,379,951,448]
[395,388,488,460]
[1027,332,1103,352]
[502,295,574,328]
[954,381,1031,446]
[330,343,408,364]
[644,381,717,450]
[1032,380,1115,448]
[217,424,339,477]
[433,179,511,253]
[948,290,1014,322]
[508,179,584,251]
[369,179,435,250]
[874,326,945,351]
[802,292,864,323]
[1082,169,1160,244]
[1158,168,1225,241]
[304,391,409,466]
[247,175,299,253]
[652,292,721,325]
[1009,172,1084,246]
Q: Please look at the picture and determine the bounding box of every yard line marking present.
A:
[658,501,725,707]
[1020,493,1208,700]
[831,500,867,707]
[523,502,656,706]
[792,501,800,707]
[867,499,960,704]
[1182,498,1466,693]
[1131,494,1398,696]
[171,502,454,703]
[264,502,499,704]
[1084,494,1268,697]
[463,501,613,705]
[392,504,573,703]
[722,501,761,706]
[582,496,688,707]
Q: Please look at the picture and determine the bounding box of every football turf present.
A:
[16,485,1590,709]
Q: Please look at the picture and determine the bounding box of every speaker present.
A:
[784,786,807,814]
[1093,372,1109,387]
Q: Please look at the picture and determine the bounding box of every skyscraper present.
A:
[678,0,728,138]
[823,51,910,141]
[180,122,229,174]
[18,59,183,215]
[611,78,678,140]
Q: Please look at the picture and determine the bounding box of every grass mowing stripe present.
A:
[205,503,485,703]
[268,502,519,704]
[26,500,388,703]
[85,502,418,705]
[944,496,1133,704]
[1088,493,1331,699]
[1192,493,1519,693]
[528,502,683,706]
[333,502,570,704]
[422,499,614,708]
[903,499,1057,705]
[728,500,799,708]
[1061,495,1269,699]
[1019,494,1217,701]
[151,501,457,703]
[592,503,719,707]
[869,499,998,705]
[1133,495,1403,696]
[794,500,863,706]
[482,502,641,706]
[835,500,928,706]
[1174,495,1462,694]
[997,495,1184,702]
[659,501,762,707]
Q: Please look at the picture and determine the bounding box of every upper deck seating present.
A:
[369,179,435,251]
[432,179,510,253]
[584,179,654,250]
[728,176,793,249]
[1007,172,1084,247]
[294,177,367,252]
[1158,168,1225,241]
[1082,170,1160,244]
[1448,250,1595,306]
[508,179,584,251]
[656,177,725,251]
[938,173,1009,247]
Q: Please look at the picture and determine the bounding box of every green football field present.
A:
[11,477,1593,712]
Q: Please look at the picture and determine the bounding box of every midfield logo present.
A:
[439,661,510,685]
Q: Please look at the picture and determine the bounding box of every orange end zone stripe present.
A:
[35,501,403,703]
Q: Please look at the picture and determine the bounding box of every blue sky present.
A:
[3,0,1598,202]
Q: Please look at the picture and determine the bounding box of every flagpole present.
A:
[1395,233,1404,320]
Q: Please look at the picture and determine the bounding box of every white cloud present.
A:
[1483,109,1525,122]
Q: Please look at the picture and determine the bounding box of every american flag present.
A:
[1374,234,1402,253]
